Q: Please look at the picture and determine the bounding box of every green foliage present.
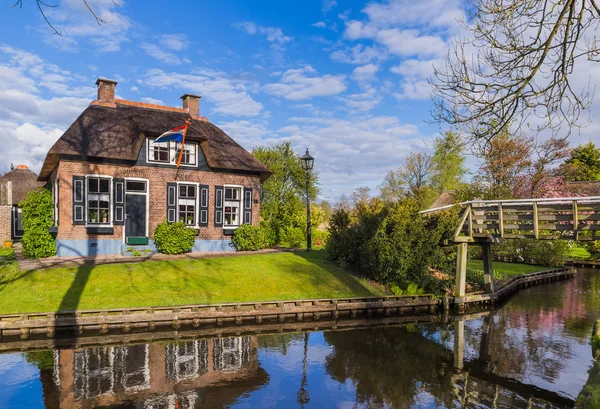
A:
[582,241,600,260]
[22,351,54,371]
[20,187,56,259]
[389,282,425,295]
[253,141,319,244]
[592,335,600,353]
[326,198,458,294]
[153,221,196,254]
[232,224,270,251]
[563,141,600,181]
[430,131,467,192]
[311,228,329,247]
[282,226,305,249]
[470,239,568,267]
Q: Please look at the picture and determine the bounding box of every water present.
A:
[0,269,598,409]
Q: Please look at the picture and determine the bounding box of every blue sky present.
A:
[0,0,597,201]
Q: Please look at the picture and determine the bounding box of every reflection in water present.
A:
[0,269,598,408]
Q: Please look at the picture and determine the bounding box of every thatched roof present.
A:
[39,102,271,181]
[0,166,45,204]
[429,191,456,210]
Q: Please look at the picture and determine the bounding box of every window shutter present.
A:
[113,178,125,225]
[167,183,177,223]
[72,176,85,225]
[214,185,223,227]
[56,179,60,226]
[244,188,253,225]
[199,185,209,227]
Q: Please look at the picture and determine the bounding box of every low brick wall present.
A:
[0,205,11,242]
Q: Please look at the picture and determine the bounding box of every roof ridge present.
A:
[89,99,209,122]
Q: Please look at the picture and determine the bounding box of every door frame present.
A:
[123,177,150,243]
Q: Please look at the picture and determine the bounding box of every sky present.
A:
[0,0,598,202]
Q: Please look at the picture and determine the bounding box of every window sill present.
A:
[86,226,114,234]
[223,226,239,236]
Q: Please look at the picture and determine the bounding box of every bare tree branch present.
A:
[431,0,600,145]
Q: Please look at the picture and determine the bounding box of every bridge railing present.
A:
[421,196,600,242]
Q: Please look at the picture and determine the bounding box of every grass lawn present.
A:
[0,249,383,314]
[567,244,592,260]
[467,259,548,286]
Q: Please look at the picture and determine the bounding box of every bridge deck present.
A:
[423,196,600,242]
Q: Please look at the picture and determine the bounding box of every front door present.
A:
[125,180,148,242]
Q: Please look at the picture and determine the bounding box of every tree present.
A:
[380,152,436,209]
[317,201,333,223]
[351,187,371,206]
[252,141,319,244]
[430,131,467,193]
[432,0,600,143]
[476,129,532,198]
[561,141,600,181]
[516,137,570,197]
[11,0,115,35]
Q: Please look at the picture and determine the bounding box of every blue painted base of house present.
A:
[55,239,234,257]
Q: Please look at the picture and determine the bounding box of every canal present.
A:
[0,268,598,408]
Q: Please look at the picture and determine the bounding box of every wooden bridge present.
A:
[422,196,600,302]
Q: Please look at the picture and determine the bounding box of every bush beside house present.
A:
[154,221,197,255]
[20,188,56,259]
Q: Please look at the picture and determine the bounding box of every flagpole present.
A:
[176,118,192,168]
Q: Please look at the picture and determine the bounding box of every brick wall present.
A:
[0,205,10,242]
[54,160,261,242]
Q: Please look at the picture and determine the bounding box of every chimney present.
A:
[95,78,118,102]
[181,94,201,116]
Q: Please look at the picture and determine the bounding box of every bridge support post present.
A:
[455,243,468,298]
[482,243,494,293]
[454,320,465,370]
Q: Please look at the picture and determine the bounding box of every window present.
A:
[147,138,198,167]
[87,177,111,224]
[224,186,241,227]
[213,336,251,372]
[178,184,197,226]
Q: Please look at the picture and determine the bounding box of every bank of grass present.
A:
[568,244,592,260]
[0,249,383,314]
[466,259,548,286]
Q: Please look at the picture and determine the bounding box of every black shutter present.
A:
[72,176,85,225]
[55,179,60,226]
[199,185,209,227]
[214,185,223,227]
[167,183,177,223]
[243,188,253,225]
[113,178,125,225]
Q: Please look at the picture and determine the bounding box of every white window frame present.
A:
[176,181,200,228]
[85,175,113,227]
[146,138,198,168]
[223,184,243,229]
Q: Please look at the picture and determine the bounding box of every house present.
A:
[38,78,270,257]
[0,164,45,241]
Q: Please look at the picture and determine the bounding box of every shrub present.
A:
[260,221,277,248]
[20,188,55,259]
[282,226,305,249]
[480,238,568,266]
[312,228,329,247]
[232,225,269,251]
[154,221,196,254]
[326,198,458,294]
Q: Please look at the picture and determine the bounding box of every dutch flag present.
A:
[153,124,187,143]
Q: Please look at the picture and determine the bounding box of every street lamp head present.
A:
[300,148,314,171]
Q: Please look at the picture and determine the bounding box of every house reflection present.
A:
[49,336,266,409]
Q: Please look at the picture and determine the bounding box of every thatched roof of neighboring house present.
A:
[429,190,456,210]
[38,102,271,181]
[0,165,45,205]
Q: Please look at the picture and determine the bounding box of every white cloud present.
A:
[390,58,443,78]
[322,0,337,13]
[352,64,378,82]
[340,87,382,111]
[234,22,292,44]
[41,0,131,52]
[312,21,327,28]
[393,80,432,100]
[140,68,263,117]
[264,66,346,100]
[140,97,164,105]
[330,44,386,65]
[0,121,64,172]
[141,43,190,65]
[159,34,189,51]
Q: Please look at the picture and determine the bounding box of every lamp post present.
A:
[300,149,314,251]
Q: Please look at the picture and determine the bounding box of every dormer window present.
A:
[146,138,198,167]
